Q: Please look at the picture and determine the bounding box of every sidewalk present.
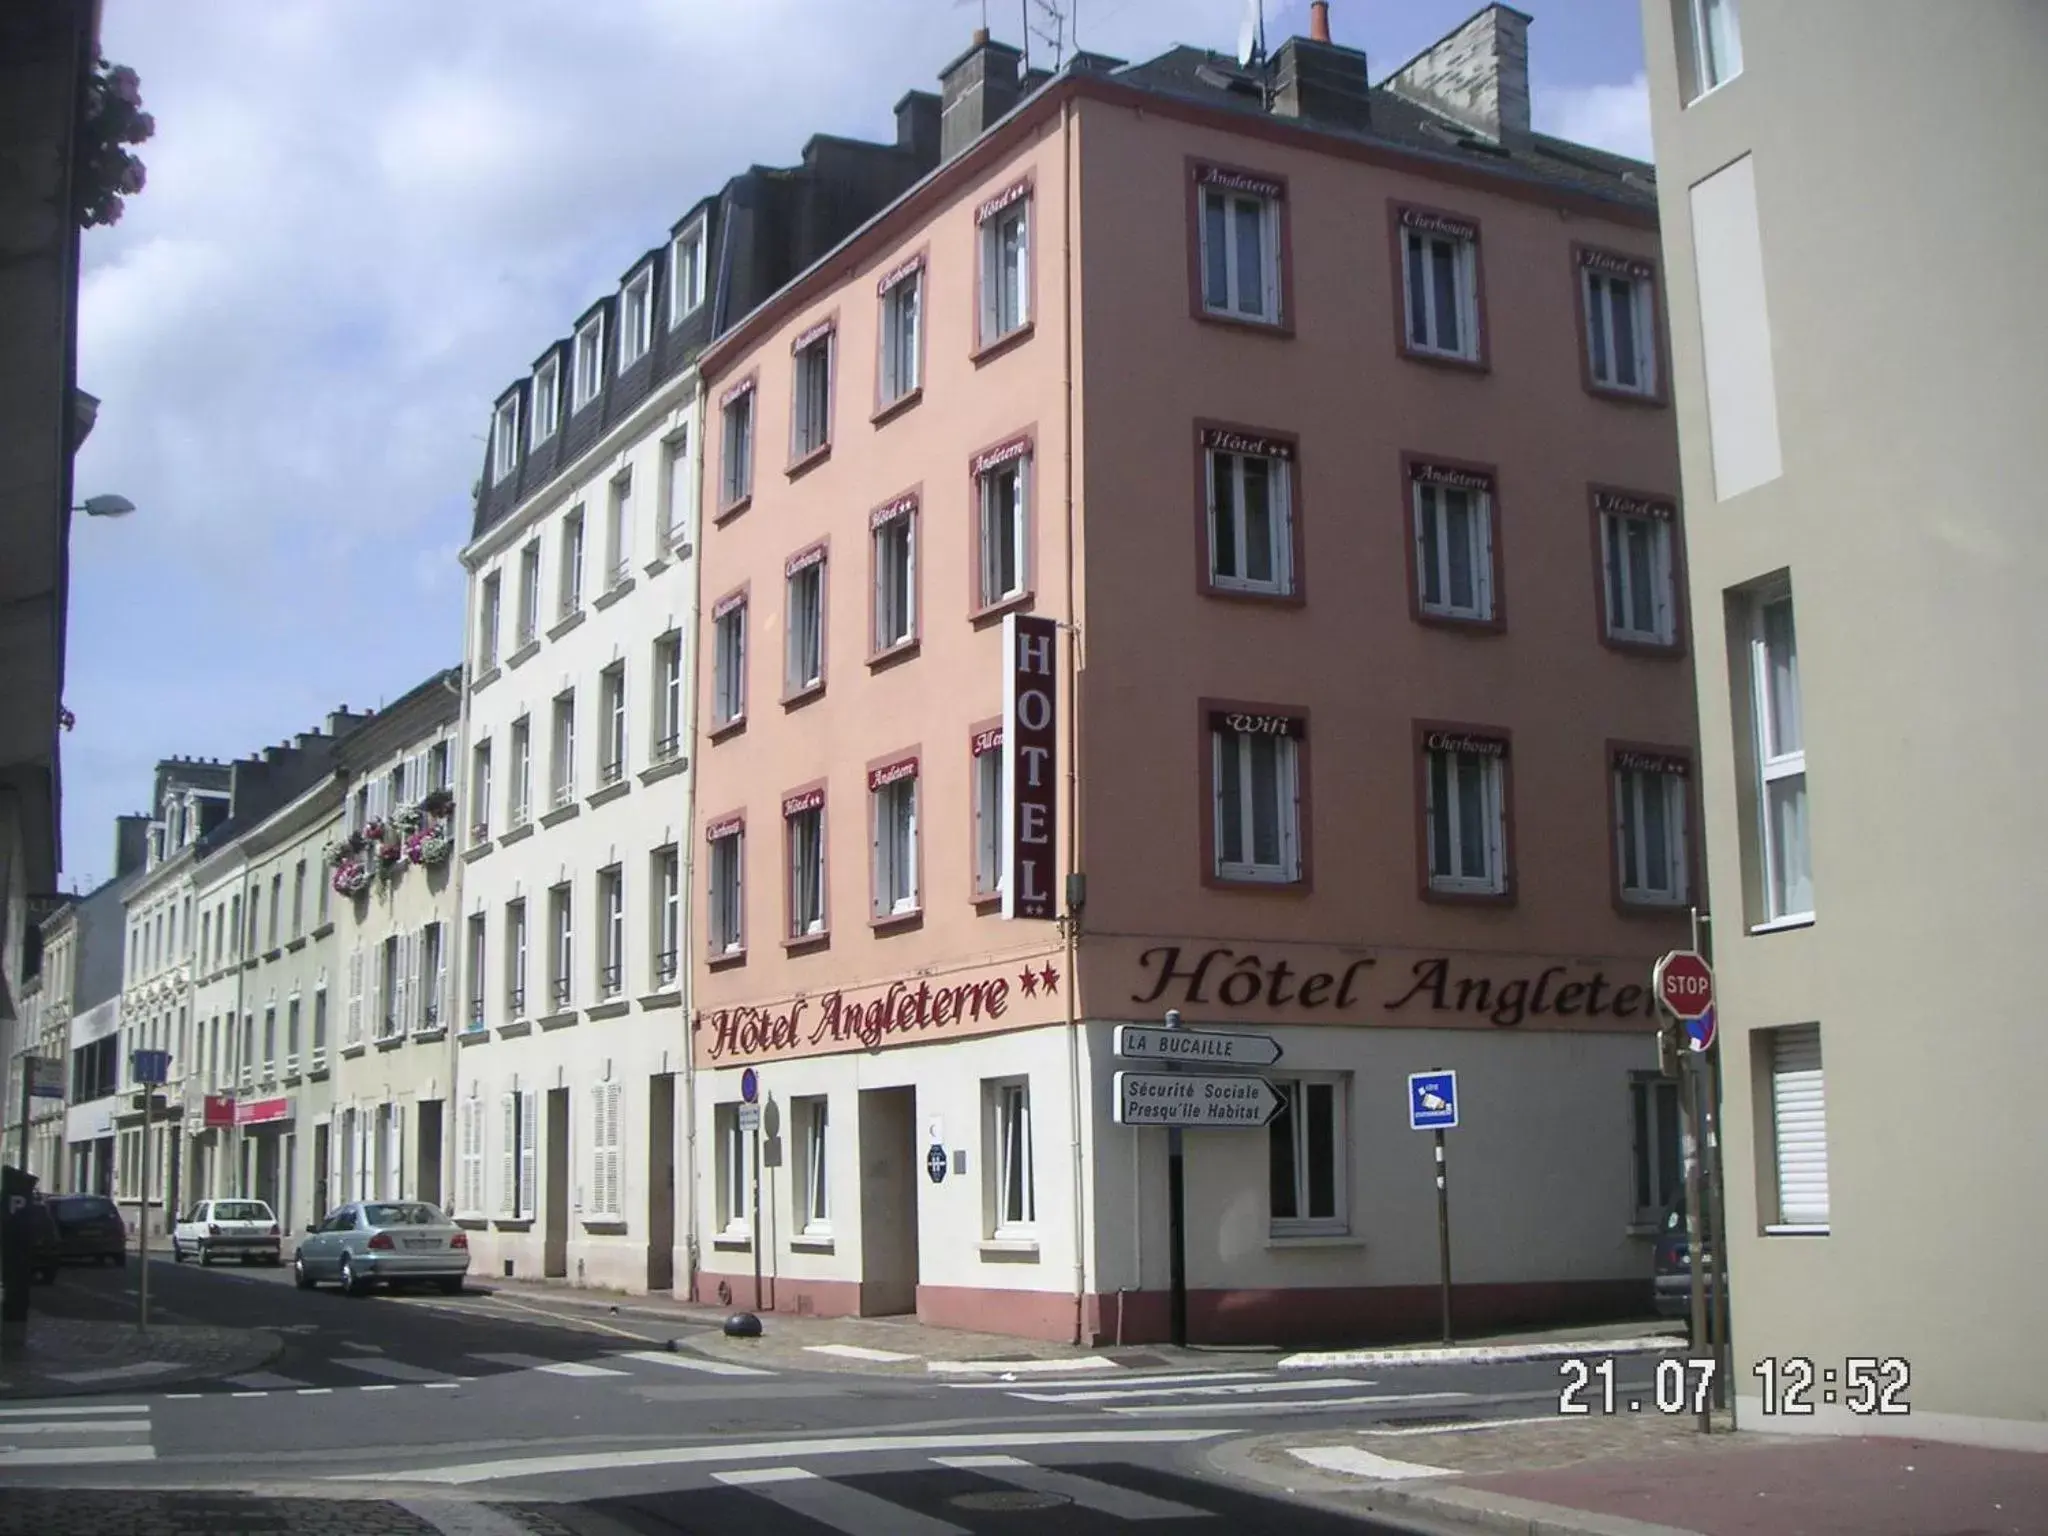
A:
[1219,1410,2048,1535]
[0,1312,281,1399]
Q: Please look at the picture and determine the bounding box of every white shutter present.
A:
[499,1093,518,1217]
[346,949,363,1046]
[432,930,449,1029]
[405,930,423,1034]
[389,1103,405,1200]
[1770,1025,1829,1227]
[605,1081,623,1219]
[520,1090,539,1220]
[367,948,384,1041]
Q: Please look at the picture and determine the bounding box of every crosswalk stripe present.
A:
[224,1371,313,1390]
[612,1349,773,1377]
[0,1420,149,1435]
[467,1352,631,1378]
[1106,1390,1472,1417]
[712,1466,969,1536]
[1014,1376,1375,1404]
[933,1454,1211,1520]
[0,1403,147,1418]
[333,1357,461,1383]
[944,1370,1268,1392]
[0,1445,157,1466]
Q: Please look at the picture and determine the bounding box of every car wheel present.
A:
[172,1239,186,1264]
[339,1256,368,1297]
[198,1244,211,1267]
[293,1256,316,1291]
[436,1277,464,1295]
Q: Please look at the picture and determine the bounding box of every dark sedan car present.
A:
[1653,1199,1722,1320]
[45,1194,127,1266]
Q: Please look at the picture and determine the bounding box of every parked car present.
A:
[44,1193,127,1266]
[171,1198,282,1266]
[24,1198,61,1284]
[293,1201,469,1297]
[1653,1198,1723,1321]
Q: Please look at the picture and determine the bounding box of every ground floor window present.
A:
[985,1078,1035,1236]
[716,1102,751,1237]
[1629,1072,1683,1225]
[1268,1076,1346,1235]
[794,1095,829,1236]
[1763,1023,1829,1233]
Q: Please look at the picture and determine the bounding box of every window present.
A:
[268,874,283,948]
[262,1005,277,1074]
[312,985,327,1058]
[377,934,404,1040]
[1269,1077,1346,1234]
[1204,430,1295,596]
[605,471,633,589]
[790,326,833,460]
[548,883,574,1010]
[1688,0,1743,97]
[428,741,451,791]
[470,740,492,844]
[1424,730,1509,896]
[1599,493,1678,645]
[1747,588,1810,923]
[285,996,301,1069]
[973,727,1005,899]
[879,262,922,404]
[509,717,532,827]
[291,861,306,937]
[423,923,447,1029]
[559,508,585,617]
[669,221,706,325]
[659,430,691,547]
[550,691,577,807]
[530,355,561,446]
[1197,169,1282,323]
[1615,751,1690,906]
[796,1096,829,1234]
[599,664,626,784]
[1629,1072,1683,1226]
[1398,208,1481,362]
[872,498,916,653]
[1582,253,1658,396]
[517,542,541,644]
[200,911,211,968]
[712,594,747,727]
[1211,713,1303,884]
[653,632,684,762]
[720,384,754,507]
[870,759,919,918]
[345,948,364,1048]
[597,868,624,999]
[465,914,487,1032]
[785,550,825,696]
[505,899,528,1016]
[618,268,653,370]
[716,1102,751,1235]
[653,845,680,988]
[975,444,1029,608]
[572,313,605,409]
[1411,466,1495,623]
[456,1096,485,1217]
[989,1079,1034,1234]
[1764,1023,1828,1232]
[501,1088,538,1219]
[491,397,520,484]
[588,1080,623,1219]
[978,186,1030,348]
[707,819,745,957]
[478,573,501,669]
[785,790,826,940]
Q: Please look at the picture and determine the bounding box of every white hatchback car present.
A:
[171,1198,283,1267]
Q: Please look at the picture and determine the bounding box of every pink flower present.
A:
[108,65,141,104]
[131,111,155,141]
[117,157,146,195]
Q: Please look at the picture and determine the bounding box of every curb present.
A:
[1360,1483,1707,1536]
[1279,1336,1686,1371]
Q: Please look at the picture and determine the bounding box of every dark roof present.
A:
[1112,45,1655,213]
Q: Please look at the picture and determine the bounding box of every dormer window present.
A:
[531,356,561,446]
[491,397,520,485]
[619,269,654,370]
[669,222,706,326]
[573,315,605,411]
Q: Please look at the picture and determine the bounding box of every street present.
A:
[1,1257,1671,1533]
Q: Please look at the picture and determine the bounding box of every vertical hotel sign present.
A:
[1001,613,1059,919]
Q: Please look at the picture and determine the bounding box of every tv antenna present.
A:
[1236,0,1267,69]
[1024,0,1066,72]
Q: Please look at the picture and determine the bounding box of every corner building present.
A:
[691,8,1698,1344]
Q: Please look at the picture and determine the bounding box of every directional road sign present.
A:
[1654,950,1715,1021]
[1408,1070,1458,1131]
[1113,1071,1283,1128]
[736,1102,761,1134]
[131,1048,172,1087]
[1113,1024,1282,1067]
[27,1057,65,1099]
[1685,1005,1717,1054]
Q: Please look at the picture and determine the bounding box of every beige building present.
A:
[1641,0,2048,1447]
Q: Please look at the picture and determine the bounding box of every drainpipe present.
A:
[679,375,709,1303]
[446,664,469,1217]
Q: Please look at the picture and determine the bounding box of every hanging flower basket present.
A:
[324,829,369,867]
[422,788,457,818]
[408,822,455,867]
[331,859,371,897]
[363,818,389,843]
[394,804,425,835]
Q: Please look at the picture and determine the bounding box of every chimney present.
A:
[895,89,941,167]
[1310,1,1331,42]
[1385,4,1531,146]
[114,814,151,878]
[1269,28,1372,129]
[938,29,1023,162]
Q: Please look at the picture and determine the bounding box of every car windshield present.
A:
[214,1202,273,1221]
[364,1203,445,1228]
[54,1197,112,1217]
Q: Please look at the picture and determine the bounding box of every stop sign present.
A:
[1654,950,1715,1020]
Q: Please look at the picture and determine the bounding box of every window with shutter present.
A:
[500,1093,518,1218]
[469,1099,487,1216]
[388,1103,405,1201]
[366,951,384,1044]
[519,1090,539,1220]
[405,930,423,1035]
[346,949,363,1046]
[605,1081,623,1219]
[1767,1024,1829,1232]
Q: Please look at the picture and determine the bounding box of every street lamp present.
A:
[73,494,135,517]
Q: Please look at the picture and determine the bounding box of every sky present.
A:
[61,0,1655,891]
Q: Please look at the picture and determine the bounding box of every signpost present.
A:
[130,1050,171,1333]
[1654,940,1722,1432]
[738,1067,763,1311]
[1111,1024,1281,1067]
[1111,1072,1283,1127]
[1407,1071,1459,1344]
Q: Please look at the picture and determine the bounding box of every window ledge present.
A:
[1764,1223,1830,1238]
[791,1233,836,1253]
[971,322,1035,368]
[781,681,826,710]
[870,907,923,935]
[494,1218,535,1232]
[242,958,259,972]
[585,999,631,1021]
[1619,895,1690,917]
[713,495,752,527]
[263,947,283,963]
[547,610,586,642]
[462,841,495,864]
[458,1027,492,1047]
[413,1025,447,1044]
[866,638,920,672]
[785,442,832,480]
[1414,608,1505,635]
[783,931,831,955]
[637,988,683,1012]
[1625,1221,1663,1239]
[376,1036,404,1053]
[1749,914,1815,936]
[711,1234,752,1253]
[307,1061,330,1081]
[1399,344,1489,375]
[341,1044,367,1059]
[707,948,748,971]
[872,387,922,427]
[709,715,747,744]
[1201,582,1305,608]
[454,1216,490,1230]
[978,1237,1040,1260]
[594,578,635,611]
[286,937,308,954]
[638,754,689,787]
[1195,308,1296,340]
[497,1019,533,1039]
[969,591,1035,629]
[282,1069,302,1087]
[1586,381,1668,410]
[537,1009,579,1031]
[587,779,632,810]
[1424,883,1514,908]
[641,553,671,579]
[1205,872,1311,896]
[506,639,541,671]
[470,665,502,695]
[1265,1233,1365,1250]
[539,803,580,829]
[581,1217,629,1234]
[498,822,535,847]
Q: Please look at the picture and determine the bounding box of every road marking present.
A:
[0,1445,157,1466]
[46,1361,181,1385]
[0,1420,150,1435]
[166,1394,203,1401]
[1355,1416,1531,1438]
[231,1392,268,1399]
[361,1384,401,1393]
[1106,1390,1473,1418]
[297,1388,334,1396]
[425,1382,465,1390]
[467,1352,631,1378]
[947,1370,1267,1392]
[481,1292,652,1342]
[1288,1445,1454,1480]
[224,1372,311,1391]
[339,1428,1233,1486]
[339,1340,385,1353]
[334,1357,460,1383]
[713,1465,969,1536]
[612,1349,772,1377]
[395,1499,549,1536]
[0,1403,148,1418]
[934,1453,1211,1520]
[927,1354,1119,1375]
[1016,1376,1376,1404]
[804,1344,918,1364]
[1278,1335,1685,1370]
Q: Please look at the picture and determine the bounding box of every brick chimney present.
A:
[1268,23,1372,130]
[1385,4,1531,146]
[938,29,1023,162]
[1310,1,1331,43]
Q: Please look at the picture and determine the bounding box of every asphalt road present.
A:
[8,1258,1672,1534]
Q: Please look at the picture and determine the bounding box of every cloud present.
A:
[1537,71,1654,161]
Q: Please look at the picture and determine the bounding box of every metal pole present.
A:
[751,1119,763,1313]
[1680,1048,1706,1433]
[15,1066,30,1180]
[138,1103,152,1333]
[1164,1009,1187,1349]
[1434,1128,1453,1344]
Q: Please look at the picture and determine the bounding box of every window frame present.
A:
[782,542,828,704]
[652,844,681,990]
[546,881,574,1013]
[1267,1074,1349,1237]
[603,469,633,590]
[617,266,654,372]
[571,311,606,411]
[973,176,1033,359]
[477,572,501,670]
[986,1077,1036,1237]
[868,490,920,664]
[704,813,746,963]
[558,506,585,618]
[781,784,828,947]
[867,751,922,927]
[504,898,528,1018]
[1195,422,1303,602]
[1590,486,1685,655]
[596,865,625,1001]
[1416,721,1516,904]
[970,719,1005,905]
[491,396,520,485]
[788,317,836,470]
[716,375,757,515]
[1686,0,1744,101]
[652,630,684,763]
[549,689,577,808]
[1186,159,1293,334]
[508,716,532,828]
[658,428,692,549]
[709,585,749,734]
[1403,455,1504,631]
[1763,1022,1828,1233]
[598,662,627,784]
[875,251,927,418]
[795,1095,830,1236]
[715,1102,751,1236]
[1390,201,1488,369]
[969,432,1034,620]
[1608,743,1695,911]
[1574,245,1666,404]
[1628,1071,1684,1228]
[530,354,562,447]
[668,219,707,327]
[464,912,487,1033]
[1199,701,1311,891]
[1745,582,1812,926]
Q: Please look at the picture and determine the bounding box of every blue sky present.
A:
[61,0,1653,890]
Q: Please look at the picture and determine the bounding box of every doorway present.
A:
[311,1123,329,1222]
[647,1074,676,1291]
[415,1100,443,1209]
[544,1087,569,1278]
[253,1134,280,1214]
[857,1087,919,1316]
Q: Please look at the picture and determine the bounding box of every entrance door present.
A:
[415,1101,443,1209]
[254,1134,280,1214]
[856,1087,919,1316]
[543,1087,569,1278]
[647,1074,676,1291]
[311,1123,329,1222]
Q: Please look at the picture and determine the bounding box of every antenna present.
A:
[1028,0,1066,70]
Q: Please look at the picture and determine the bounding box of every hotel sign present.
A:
[1002,613,1059,920]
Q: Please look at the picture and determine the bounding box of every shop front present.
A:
[235,1094,296,1230]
